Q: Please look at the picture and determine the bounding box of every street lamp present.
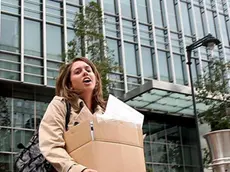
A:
[186,34,221,172]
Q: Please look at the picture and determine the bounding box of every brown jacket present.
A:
[39,96,104,172]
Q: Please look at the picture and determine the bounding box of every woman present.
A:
[39,57,106,172]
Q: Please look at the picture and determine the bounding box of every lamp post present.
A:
[186,34,221,172]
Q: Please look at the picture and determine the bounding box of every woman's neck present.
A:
[81,93,93,113]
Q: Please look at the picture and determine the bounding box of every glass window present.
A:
[153,164,169,172]
[0,97,12,127]
[171,33,181,53]
[24,0,42,19]
[0,129,11,151]
[166,0,178,31]
[124,42,138,75]
[219,15,229,46]
[120,0,133,18]
[13,130,34,152]
[173,54,184,85]
[191,58,199,84]
[105,15,119,38]
[139,24,151,46]
[46,0,63,24]
[36,101,48,124]
[106,38,121,70]
[225,47,230,61]
[158,50,169,81]
[0,53,20,81]
[24,57,43,84]
[1,0,20,14]
[67,0,80,5]
[46,24,63,61]
[194,6,204,38]
[24,20,42,57]
[66,5,79,28]
[152,0,164,27]
[155,28,167,49]
[207,10,217,37]
[67,29,75,43]
[0,14,20,53]
[13,99,34,128]
[0,154,12,171]
[47,61,60,87]
[142,47,154,78]
[137,0,149,23]
[103,0,116,14]
[122,20,135,41]
[180,2,192,36]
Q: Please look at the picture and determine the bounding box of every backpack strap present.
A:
[65,100,71,131]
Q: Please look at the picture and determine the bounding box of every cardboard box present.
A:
[64,118,146,172]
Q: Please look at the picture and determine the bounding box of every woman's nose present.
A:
[83,70,89,76]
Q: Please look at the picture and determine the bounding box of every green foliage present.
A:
[65,1,120,99]
[202,147,211,167]
[196,60,230,131]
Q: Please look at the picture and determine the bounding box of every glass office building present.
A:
[0,0,230,171]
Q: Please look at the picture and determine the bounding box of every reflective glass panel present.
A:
[166,0,178,31]
[180,2,192,36]
[0,53,20,81]
[120,0,132,18]
[103,0,116,14]
[194,6,204,38]
[124,42,138,75]
[46,0,63,24]
[0,129,11,151]
[0,14,20,53]
[142,46,154,78]
[106,38,121,70]
[105,15,118,38]
[24,0,42,19]
[66,0,80,5]
[2,0,20,14]
[13,130,34,152]
[0,154,12,172]
[158,50,169,81]
[13,99,34,129]
[24,20,42,57]
[0,97,12,127]
[207,10,216,37]
[46,25,63,61]
[137,0,148,23]
[122,20,135,41]
[152,0,164,27]
[66,5,79,28]
[219,15,229,46]
[173,54,184,85]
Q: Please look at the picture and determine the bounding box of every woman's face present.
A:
[70,60,96,94]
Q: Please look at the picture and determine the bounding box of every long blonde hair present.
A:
[55,57,106,112]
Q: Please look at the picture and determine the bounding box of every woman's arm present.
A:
[39,97,87,172]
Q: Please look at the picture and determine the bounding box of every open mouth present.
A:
[83,78,92,83]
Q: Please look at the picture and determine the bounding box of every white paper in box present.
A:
[103,94,144,127]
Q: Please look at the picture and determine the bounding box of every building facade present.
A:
[0,0,230,171]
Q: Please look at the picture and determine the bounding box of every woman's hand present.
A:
[83,169,98,172]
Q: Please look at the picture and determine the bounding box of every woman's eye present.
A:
[75,70,81,74]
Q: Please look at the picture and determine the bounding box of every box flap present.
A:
[93,118,143,148]
[64,121,92,153]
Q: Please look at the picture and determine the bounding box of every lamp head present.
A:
[201,34,221,50]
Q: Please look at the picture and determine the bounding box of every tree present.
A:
[65,1,120,99]
[196,60,230,131]
[195,59,230,166]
